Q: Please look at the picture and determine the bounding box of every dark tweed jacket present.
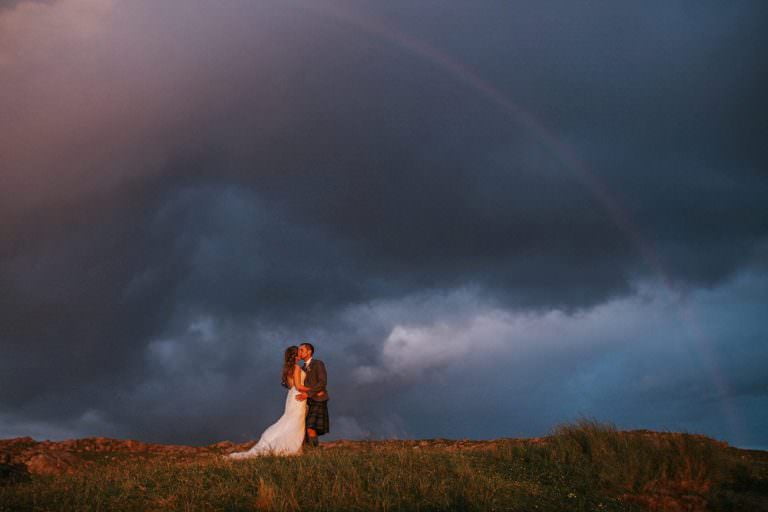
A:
[304,359,329,402]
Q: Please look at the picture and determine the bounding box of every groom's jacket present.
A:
[304,359,329,402]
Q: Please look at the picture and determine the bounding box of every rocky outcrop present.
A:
[0,435,255,476]
[24,451,83,476]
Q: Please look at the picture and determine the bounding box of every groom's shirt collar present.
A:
[304,357,313,369]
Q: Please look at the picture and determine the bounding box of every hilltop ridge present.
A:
[2,424,767,511]
[0,428,752,477]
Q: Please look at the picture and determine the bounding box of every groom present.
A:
[296,342,329,447]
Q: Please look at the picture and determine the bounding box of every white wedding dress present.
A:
[227,368,307,458]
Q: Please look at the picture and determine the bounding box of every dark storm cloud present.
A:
[1,0,766,445]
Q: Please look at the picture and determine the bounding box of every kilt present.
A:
[306,398,329,435]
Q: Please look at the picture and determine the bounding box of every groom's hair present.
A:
[300,342,314,355]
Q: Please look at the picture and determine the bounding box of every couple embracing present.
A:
[227,343,329,458]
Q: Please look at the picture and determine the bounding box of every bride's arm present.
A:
[294,365,310,400]
[292,365,303,389]
[295,365,310,392]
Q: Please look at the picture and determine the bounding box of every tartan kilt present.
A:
[306,398,329,435]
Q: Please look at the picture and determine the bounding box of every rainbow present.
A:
[292,0,744,443]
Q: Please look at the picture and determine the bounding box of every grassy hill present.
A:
[1,421,766,511]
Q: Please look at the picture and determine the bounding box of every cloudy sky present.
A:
[1,0,766,449]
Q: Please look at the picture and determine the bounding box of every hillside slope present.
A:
[2,422,767,511]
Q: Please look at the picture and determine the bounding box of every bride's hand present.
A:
[296,385,310,392]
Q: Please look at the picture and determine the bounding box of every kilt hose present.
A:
[306,398,329,435]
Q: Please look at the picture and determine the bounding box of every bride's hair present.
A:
[281,345,298,389]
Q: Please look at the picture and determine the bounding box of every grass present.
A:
[1,420,766,511]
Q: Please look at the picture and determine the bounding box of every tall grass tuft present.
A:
[546,419,730,495]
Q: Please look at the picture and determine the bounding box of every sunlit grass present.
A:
[2,421,766,511]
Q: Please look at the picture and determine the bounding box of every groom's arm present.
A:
[306,361,327,398]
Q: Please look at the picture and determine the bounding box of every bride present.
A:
[226,346,308,458]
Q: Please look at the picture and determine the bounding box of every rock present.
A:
[0,436,36,446]
[25,451,82,476]
[123,439,145,451]
[56,439,78,450]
